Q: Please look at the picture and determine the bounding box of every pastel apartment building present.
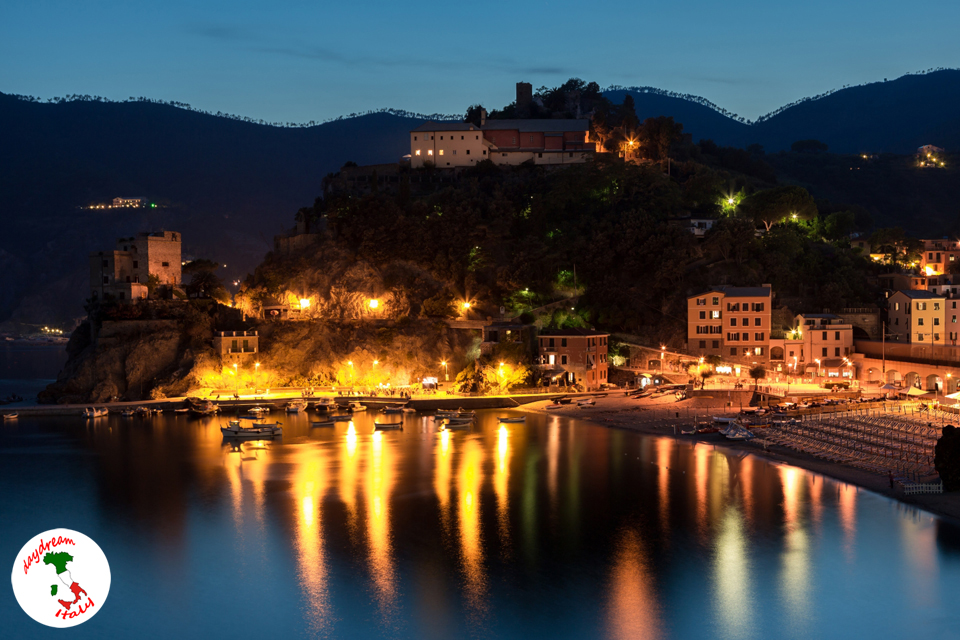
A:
[887,290,947,344]
[536,329,609,390]
[918,238,960,276]
[89,231,182,303]
[687,286,773,364]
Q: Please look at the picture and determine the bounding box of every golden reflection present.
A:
[778,466,810,628]
[655,438,671,537]
[547,420,560,508]
[713,507,754,639]
[293,453,330,633]
[739,455,754,525]
[708,452,728,525]
[808,476,823,530]
[457,439,487,612]
[694,445,710,539]
[494,426,512,550]
[365,429,397,609]
[838,483,857,561]
[606,529,662,640]
[340,423,360,535]
[435,428,453,534]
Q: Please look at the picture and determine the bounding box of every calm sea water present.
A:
[2,409,960,639]
[0,342,67,404]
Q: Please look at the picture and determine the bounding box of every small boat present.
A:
[552,397,573,405]
[313,399,335,411]
[248,406,271,414]
[498,416,526,423]
[221,422,282,438]
[577,399,595,407]
[712,416,737,425]
[189,401,219,416]
[442,419,471,430]
[311,420,336,428]
[121,409,135,418]
[681,427,698,435]
[135,406,151,416]
[455,408,475,417]
[374,421,403,430]
[435,411,459,418]
[330,414,353,422]
[401,406,417,414]
[173,407,190,414]
[347,402,367,412]
[380,405,405,414]
[82,407,108,418]
[3,412,18,420]
[285,401,307,413]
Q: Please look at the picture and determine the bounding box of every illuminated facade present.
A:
[537,329,609,389]
[887,289,947,344]
[686,285,773,365]
[89,231,181,302]
[918,238,960,276]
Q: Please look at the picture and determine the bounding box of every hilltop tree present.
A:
[745,185,817,231]
[464,104,484,127]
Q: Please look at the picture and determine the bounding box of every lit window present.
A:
[439,149,444,156]
[427,150,433,156]
[415,150,421,156]
[711,311,720,319]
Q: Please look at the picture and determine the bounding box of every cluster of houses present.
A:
[89,230,182,303]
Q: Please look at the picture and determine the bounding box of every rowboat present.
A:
[380,405,405,414]
[3,412,18,420]
[173,407,190,414]
[442,419,471,430]
[374,421,403,430]
[712,416,737,424]
[121,409,135,417]
[82,407,108,418]
[330,414,353,422]
[346,402,367,412]
[135,406,151,416]
[498,416,526,423]
[311,420,336,428]
[248,406,271,414]
[577,399,595,407]
[313,399,335,411]
[401,407,417,414]
[221,422,282,438]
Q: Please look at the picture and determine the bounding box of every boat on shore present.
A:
[221,422,282,438]
[712,416,737,425]
[552,396,573,405]
[187,398,219,416]
[82,407,108,419]
[577,399,595,407]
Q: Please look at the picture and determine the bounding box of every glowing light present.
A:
[299,298,311,309]
[368,299,379,309]
[727,198,734,205]
[462,301,472,310]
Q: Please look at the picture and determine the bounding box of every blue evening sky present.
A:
[2,0,958,123]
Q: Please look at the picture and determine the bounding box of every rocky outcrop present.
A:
[935,425,960,491]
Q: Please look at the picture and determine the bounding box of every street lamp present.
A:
[254,361,260,390]
[441,360,449,382]
[368,299,379,310]
[814,358,821,378]
[232,363,239,397]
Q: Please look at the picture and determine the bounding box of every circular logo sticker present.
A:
[11,528,110,628]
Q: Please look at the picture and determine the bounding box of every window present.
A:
[549,338,555,347]
[700,311,706,320]
[133,261,138,269]
[822,347,828,357]
[918,318,925,326]
[162,261,169,267]
[452,150,456,155]
[935,302,941,310]
[755,317,761,326]
[788,350,794,357]
[561,338,567,347]
[754,347,764,356]
[822,331,828,340]
[699,340,707,349]
[466,150,470,155]
[102,259,109,267]
[231,339,238,351]
[561,355,567,365]
[439,149,444,156]
[918,333,925,342]
[742,318,749,327]
[835,331,840,340]
[712,340,720,349]
[711,311,720,319]
[415,150,421,156]
[696,298,706,306]
[755,333,764,341]
[894,302,900,311]
[730,318,737,327]
[428,150,433,156]
[102,276,109,284]
[414,136,418,141]
[730,348,738,356]
[935,333,941,341]
[242,339,249,351]
[461,136,464,140]
[835,347,840,357]
[712,297,719,305]
[754,303,765,312]
[935,317,941,326]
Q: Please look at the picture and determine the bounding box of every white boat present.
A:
[347,402,367,412]
[374,421,403,430]
[577,399,595,407]
[248,406,271,414]
[285,401,307,413]
[121,409,136,418]
[498,416,526,423]
[712,416,737,424]
[221,422,282,438]
[3,412,18,420]
[173,407,190,414]
[401,407,417,414]
[82,407,108,418]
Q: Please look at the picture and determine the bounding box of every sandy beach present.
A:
[522,391,960,524]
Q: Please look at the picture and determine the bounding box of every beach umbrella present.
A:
[945,391,960,400]
[901,386,931,396]
[880,383,899,390]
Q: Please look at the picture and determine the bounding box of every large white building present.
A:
[409,118,597,169]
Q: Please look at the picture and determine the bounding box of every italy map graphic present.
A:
[42,552,88,611]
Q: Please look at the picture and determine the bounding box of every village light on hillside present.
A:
[299,298,311,309]
[462,301,471,310]
[368,298,379,309]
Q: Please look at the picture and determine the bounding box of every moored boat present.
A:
[380,405,405,414]
[346,402,367,412]
[374,421,403,430]
[311,420,336,428]
[221,422,282,438]
[498,416,526,423]
[577,399,595,407]
[285,400,307,413]
[3,412,18,420]
[121,409,136,417]
[330,414,353,422]
[82,407,108,418]
[248,405,271,415]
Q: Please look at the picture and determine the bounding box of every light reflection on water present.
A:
[2,410,960,639]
